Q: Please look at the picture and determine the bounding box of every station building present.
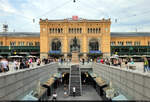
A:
[0,17,150,59]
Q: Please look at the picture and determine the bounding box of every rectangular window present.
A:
[134,41,140,46]
[111,42,116,46]
[18,42,24,46]
[35,42,40,46]
[126,41,132,46]
[10,41,16,46]
[118,41,124,46]
[0,41,3,46]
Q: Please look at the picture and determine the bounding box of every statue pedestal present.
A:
[72,51,79,64]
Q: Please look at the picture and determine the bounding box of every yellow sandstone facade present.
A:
[1,18,150,58]
[39,18,111,59]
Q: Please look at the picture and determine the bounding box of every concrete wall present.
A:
[0,62,58,100]
[93,63,150,100]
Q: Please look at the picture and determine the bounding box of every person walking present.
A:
[144,57,149,73]
[125,59,128,69]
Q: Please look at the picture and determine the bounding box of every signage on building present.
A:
[72,16,78,20]
[49,51,61,54]
[89,51,101,54]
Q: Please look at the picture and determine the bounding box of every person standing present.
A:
[125,59,128,69]
[148,58,150,71]
[52,91,57,101]
[14,60,18,70]
[1,58,9,72]
[82,58,85,65]
[144,57,149,73]
[73,87,76,97]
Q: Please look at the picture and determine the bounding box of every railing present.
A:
[79,67,82,95]
[69,65,71,95]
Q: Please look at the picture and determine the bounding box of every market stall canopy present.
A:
[27,55,37,58]
[110,55,119,59]
[8,55,23,58]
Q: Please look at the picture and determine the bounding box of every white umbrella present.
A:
[27,55,36,58]
[8,55,23,58]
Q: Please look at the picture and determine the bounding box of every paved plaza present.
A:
[1,61,150,77]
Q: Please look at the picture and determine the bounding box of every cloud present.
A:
[0,0,17,14]
[0,0,150,32]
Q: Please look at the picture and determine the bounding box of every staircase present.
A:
[69,65,82,96]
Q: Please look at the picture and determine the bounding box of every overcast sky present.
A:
[0,0,150,32]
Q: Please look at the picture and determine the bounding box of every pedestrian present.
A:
[118,59,121,67]
[73,87,76,97]
[1,58,9,72]
[82,58,85,65]
[100,59,104,64]
[37,58,41,66]
[64,87,67,97]
[144,57,149,73]
[0,61,3,73]
[52,91,57,101]
[14,60,18,70]
[19,60,24,69]
[125,59,128,69]
[147,58,150,71]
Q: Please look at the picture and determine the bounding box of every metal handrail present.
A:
[69,65,71,95]
[79,67,82,96]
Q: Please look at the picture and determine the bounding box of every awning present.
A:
[43,77,54,86]
[89,72,97,78]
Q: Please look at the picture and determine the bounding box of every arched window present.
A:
[55,28,57,33]
[96,28,98,33]
[51,39,61,51]
[71,28,73,33]
[69,28,71,33]
[61,28,63,33]
[74,28,76,34]
[77,28,79,33]
[89,39,99,51]
[80,28,82,33]
[88,28,90,33]
[98,28,101,33]
[58,28,60,33]
[50,28,52,33]
[52,28,54,33]
[93,28,95,34]
[90,28,92,33]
